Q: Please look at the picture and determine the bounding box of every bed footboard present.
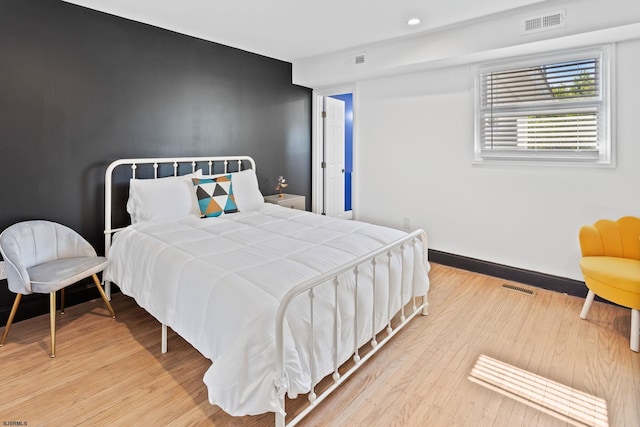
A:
[274,229,429,427]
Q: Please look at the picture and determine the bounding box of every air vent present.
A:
[501,284,535,295]
[350,52,366,65]
[521,9,565,34]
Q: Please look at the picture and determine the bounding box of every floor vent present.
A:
[521,9,566,34]
[501,284,534,295]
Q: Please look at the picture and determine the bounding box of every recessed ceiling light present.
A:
[407,18,421,26]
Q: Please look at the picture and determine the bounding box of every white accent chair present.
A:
[0,220,115,357]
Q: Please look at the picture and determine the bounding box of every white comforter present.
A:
[105,204,430,416]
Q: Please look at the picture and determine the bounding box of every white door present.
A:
[323,96,345,217]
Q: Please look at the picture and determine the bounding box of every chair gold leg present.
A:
[0,294,22,347]
[92,274,115,318]
[50,292,56,358]
[60,288,65,314]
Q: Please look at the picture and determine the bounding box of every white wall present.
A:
[356,38,640,280]
[296,0,640,281]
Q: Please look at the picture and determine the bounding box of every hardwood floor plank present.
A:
[0,263,637,426]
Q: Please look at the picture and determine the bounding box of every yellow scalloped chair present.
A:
[578,216,640,352]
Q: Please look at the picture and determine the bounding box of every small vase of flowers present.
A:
[275,176,288,197]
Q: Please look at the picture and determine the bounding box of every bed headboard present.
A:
[104,155,256,259]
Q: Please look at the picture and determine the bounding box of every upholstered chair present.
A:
[578,216,640,352]
[0,220,115,357]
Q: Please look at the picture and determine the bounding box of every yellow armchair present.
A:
[578,216,640,352]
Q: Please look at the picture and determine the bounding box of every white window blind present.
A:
[475,47,611,165]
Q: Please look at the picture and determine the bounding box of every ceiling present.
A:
[62,0,548,62]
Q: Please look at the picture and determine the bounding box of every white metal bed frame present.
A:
[103,156,429,427]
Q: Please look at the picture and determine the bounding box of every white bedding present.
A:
[104,203,430,416]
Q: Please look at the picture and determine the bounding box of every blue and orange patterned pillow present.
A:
[191,175,238,218]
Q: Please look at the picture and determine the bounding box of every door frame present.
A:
[311,84,356,216]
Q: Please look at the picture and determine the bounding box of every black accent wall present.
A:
[0,0,312,324]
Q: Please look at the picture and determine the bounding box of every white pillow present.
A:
[127,170,202,223]
[230,169,265,211]
[202,169,264,212]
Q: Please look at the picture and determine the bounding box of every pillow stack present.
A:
[126,168,264,223]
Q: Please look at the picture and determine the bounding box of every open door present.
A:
[322,96,345,217]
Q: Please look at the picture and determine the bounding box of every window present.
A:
[475,46,612,165]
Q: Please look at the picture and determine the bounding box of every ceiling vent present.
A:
[350,52,366,65]
[521,9,565,34]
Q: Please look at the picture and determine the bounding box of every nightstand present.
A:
[264,193,305,210]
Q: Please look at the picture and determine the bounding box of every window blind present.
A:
[478,53,607,162]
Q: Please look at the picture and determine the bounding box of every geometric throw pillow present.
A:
[191,175,238,218]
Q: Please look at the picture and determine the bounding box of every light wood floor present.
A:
[0,263,638,426]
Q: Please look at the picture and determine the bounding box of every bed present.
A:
[102,156,430,426]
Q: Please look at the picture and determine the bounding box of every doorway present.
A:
[312,86,354,218]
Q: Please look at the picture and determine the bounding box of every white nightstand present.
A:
[264,194,306,211]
